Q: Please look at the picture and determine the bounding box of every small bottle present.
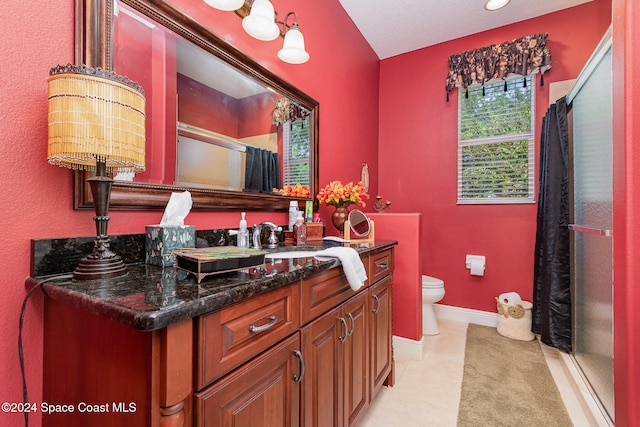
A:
[288,201,299,232]
[237,212,249,248]
[293,211,307,245]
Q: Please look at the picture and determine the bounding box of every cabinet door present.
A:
[343,291,369,426]
[301,305,345,427]
[195,334,302,427]
[369,274,393,399]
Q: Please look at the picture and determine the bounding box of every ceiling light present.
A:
[484,0,511,11]
[203,0,244,11]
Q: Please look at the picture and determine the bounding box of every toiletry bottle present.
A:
[288,201,299,232]
[237,212,249,248]
[305,200,313,222]
[293,211,307,245]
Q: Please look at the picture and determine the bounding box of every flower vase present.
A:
[331,206,350,234]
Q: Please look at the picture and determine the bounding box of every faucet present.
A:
[252,222,282,249]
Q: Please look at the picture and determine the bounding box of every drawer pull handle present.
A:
[376,261,388,269]
[339,317,348,342]
[293,350,305,382]
[372,294,380,314]
[346,312,355,337]
[249,315,278,333]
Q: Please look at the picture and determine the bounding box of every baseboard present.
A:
[392,335,426,361]
[433,303,498,327]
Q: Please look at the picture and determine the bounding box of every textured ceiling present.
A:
[338,0,594,59]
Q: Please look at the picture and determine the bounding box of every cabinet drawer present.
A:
[369,249,393,284]
[196,283,300,390]
[301,266,353,325]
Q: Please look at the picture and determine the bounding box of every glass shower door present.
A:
[569,39,614,421]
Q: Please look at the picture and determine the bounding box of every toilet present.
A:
[422,275,445,335]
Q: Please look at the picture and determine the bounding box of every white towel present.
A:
[313,247,368,291]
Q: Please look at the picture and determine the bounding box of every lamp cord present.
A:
[18,275,72,427]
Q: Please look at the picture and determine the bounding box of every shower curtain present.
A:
[532,97,572,352]
[244,146,280,193]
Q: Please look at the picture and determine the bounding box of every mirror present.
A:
[74,0,318,211]
[344,209,374,242]
[348,210,371,237]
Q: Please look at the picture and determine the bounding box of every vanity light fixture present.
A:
[47,64,146,281]
[205,0,310,64]
[484,0,511,11]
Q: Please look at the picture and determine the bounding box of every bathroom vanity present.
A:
[26,241,395,426]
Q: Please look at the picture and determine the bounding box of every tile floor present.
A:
[358,319,608,427]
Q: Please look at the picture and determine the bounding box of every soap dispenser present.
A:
[293,211,307,245]
[237,212,250,248]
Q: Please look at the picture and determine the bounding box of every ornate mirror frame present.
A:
[74,0,319,211]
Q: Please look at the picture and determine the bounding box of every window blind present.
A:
[458,77,535,204]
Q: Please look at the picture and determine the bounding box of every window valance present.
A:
[445,33,551,100]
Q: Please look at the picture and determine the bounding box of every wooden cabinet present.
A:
[194,334,302,427]
[369,273,394,399]
[40,246,394,427]
[342,291,369,426]
[300,290,369,427]
[42,299,193,427]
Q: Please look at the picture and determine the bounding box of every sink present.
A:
[264,250,320,259]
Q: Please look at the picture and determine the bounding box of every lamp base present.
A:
[73,255,128,281]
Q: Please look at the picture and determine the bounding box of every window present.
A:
[282,118,311,186]
[458,77,535,204]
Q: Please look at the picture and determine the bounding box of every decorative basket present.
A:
[496,298,535,341]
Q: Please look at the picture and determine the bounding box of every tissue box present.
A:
[146,225,196,267]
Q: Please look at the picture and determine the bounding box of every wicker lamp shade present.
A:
[47,64,146,172]
[46,64,146,281]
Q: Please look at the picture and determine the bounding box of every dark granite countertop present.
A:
[25,241,396,331]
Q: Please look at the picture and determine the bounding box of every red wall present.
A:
[378,0,612,314]
[612,0,640,424]
[0,1,378,426]
[3,0,639,425]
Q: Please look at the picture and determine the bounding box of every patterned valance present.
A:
[445,33,552,100]
[272,97,310,127]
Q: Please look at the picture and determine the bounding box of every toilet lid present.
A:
[422,275,444,288]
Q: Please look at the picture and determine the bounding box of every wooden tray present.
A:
[173,247,266,283]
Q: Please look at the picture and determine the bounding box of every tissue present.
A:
[160,191,193,226]
[498,292,522,306]
[465,254,486,276]
[146,191,195,267]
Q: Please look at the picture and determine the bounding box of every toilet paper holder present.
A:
[465,254,486,275]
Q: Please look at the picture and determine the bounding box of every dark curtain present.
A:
[532,97,571,352]
[244,146,280,193]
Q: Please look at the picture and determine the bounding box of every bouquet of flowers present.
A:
[273,183,311,198]
[316,180,369,208]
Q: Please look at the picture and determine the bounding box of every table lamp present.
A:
[47,64,146,280]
